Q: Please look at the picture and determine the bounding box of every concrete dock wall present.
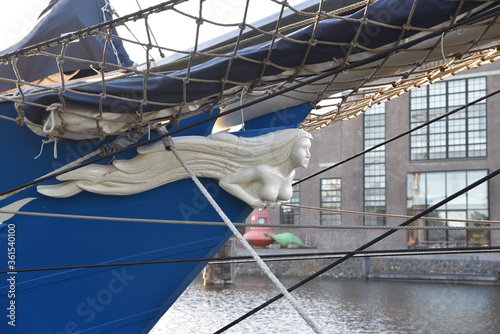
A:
[235,254,500,284]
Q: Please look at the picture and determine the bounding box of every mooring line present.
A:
[159,126,325,334]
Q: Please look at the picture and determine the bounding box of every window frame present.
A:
[364,103,386,226]
[409,77,487,161]
[320,178,342,226]
[406,170,490,248]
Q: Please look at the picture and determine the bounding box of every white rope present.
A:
[440,32,451,66]
[42,107,56,133]
[157,127,324,334]
[34,138,53,160]
[239,87,248,131]
[53,138,58,159]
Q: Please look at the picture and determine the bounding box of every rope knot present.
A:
[43,103,63,134]
[15,106,25,126]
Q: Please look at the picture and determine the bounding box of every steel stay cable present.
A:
[2,4,500,199]
[4,208,500,230]
[2,246,498,274]
[213,166,500,333]
[283,203,500,225]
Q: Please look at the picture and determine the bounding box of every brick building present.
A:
[265,60,500,251]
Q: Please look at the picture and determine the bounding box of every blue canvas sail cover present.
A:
[0,0,133,94]
[12,0,496,139]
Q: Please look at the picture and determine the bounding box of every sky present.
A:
[0,0,305,63]
[0,0,47,50]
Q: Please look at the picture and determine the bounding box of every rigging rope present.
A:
[283,204,500,226]
[159,126,324,334]
[1,246,498,275]
[213,164,500,333]
[134,0,165,59]
[2,207,500,230]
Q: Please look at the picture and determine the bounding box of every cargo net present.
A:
[0,0,500,141]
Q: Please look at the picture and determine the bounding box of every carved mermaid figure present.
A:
[219,132,311,208]
[38,128,313,209]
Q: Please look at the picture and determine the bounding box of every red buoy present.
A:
[243,210,275,248]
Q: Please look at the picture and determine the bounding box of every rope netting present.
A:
[0,0,499,241]
[0,0,499,139]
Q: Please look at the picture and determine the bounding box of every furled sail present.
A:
[3,0,500,141]
[0,0,133,94]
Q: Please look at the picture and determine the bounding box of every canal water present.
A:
[150,275,500,334]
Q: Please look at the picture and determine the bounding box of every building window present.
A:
[364,103,386,226]
[407,170,489,248]
[280,183,300,225]
[410,77,487,160]
[320,178,341,225]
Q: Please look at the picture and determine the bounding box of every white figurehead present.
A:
[219,133,311,209]
[37,128,313,209]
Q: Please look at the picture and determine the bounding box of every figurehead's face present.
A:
[290,138,311,168]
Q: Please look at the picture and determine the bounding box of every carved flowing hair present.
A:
[38,128,313,198]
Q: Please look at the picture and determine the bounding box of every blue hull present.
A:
[0,103,252,333]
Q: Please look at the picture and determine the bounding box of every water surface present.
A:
[150,275,500,333]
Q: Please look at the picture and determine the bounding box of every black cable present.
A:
[214,167,500,334]
[1,3,499,198]
[1,246,498,274]
[210,246,500,264]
